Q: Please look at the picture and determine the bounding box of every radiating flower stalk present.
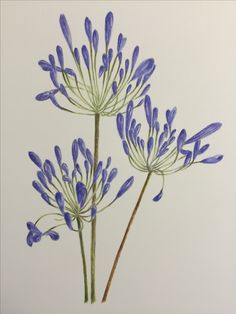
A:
[35,11,155,303]
[27,138,134,302]
[102,96,223,302]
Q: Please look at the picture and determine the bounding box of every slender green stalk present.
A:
[91,113,100,303]
[102,171,152,302]
[77,219,89,303]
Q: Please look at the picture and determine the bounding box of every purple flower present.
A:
[105,12,113,47]
[116,176,134,198]
[59,14,72,50]
[132,58,155,80]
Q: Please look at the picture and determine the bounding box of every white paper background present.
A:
[1,1,236,313]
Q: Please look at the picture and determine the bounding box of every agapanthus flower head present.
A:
[36,12,155,116]
[26,138,134,246]
[116,95,223,201]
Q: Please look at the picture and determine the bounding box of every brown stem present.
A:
[102,172,152,302]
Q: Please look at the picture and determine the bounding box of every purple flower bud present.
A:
[107,168,118,183]
[76,182,87,208]
[106,157,112,169]
[166,107,177,128]
[158,142,169,157]
[49,70,59,88]
[84,17,92,42]
[133,124,141,142]
[38,60,52,71]
[112,81,118,95]
[116,113,124,139]
[93,161,103,183]
[118,52,123,63]
[142,64,156,84]
[119,68,124,82]
[26,232,34,247]
[102,169,108,184]
[35,91,51,101]
[59,14,72,50]
[158,132,165,148]
[144,95,152,127]
[102,183,110,197]
[32,181,44,194]
[200,155,223,164]
[152,108,158,129]
[125,59,129,73]
[105,11,113,47]
[48,54,55,68]
[185,123,222,144]
[77,138,87,157]
[152,189,163,202]
[99,65,105,77]
[81,45,90,69]
[154,121,160,133]
[193,140,201,160]
[61,163,69,176]
[177,129,187,153]
[92,30,99,53]
[117,33,127,53]
[56,45,64,69]
[55,192,64,213]
[43,162,52,183]
[199,144,210,154]
[47,231,60,241]
[164,123,169,137]
[147,137,154,156]
[140,84,151,96]
[132,58,155,80]
[86,149,93,166]
[131,46,139,69]
[91,207,97,218]
[64,212,73,230]
[102,53,108,69]
[54,145,62,166]
[28,152,42,169]
[126,84,132,94]
[64,68,76,77]
[37,171,48,189]
[108,48,113,64]
[84,160,89,177]
[140,139,145,150]
[181,149,192,166]
[60,84,69,98]
[116,176,134,198]
[74,48,80,64]
[41,192,51,204]
[72,139,79,164]
[125,101,134,135]
[122,140,129,155]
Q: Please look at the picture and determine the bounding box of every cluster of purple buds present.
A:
[27,138,134,246]
[36,12,155,116]
[117,95,223,201]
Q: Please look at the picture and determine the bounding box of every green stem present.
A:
[101,171,152,303]
[77,219,89,303]
[91,113,100,303]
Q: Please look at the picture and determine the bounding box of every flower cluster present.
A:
[117,95,223,200]
[27,138,134,246]
[36,12,155,116]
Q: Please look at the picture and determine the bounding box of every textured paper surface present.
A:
[1,1,236,313]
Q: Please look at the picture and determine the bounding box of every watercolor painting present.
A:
[27,11,223,303]
[2,2,236,314]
